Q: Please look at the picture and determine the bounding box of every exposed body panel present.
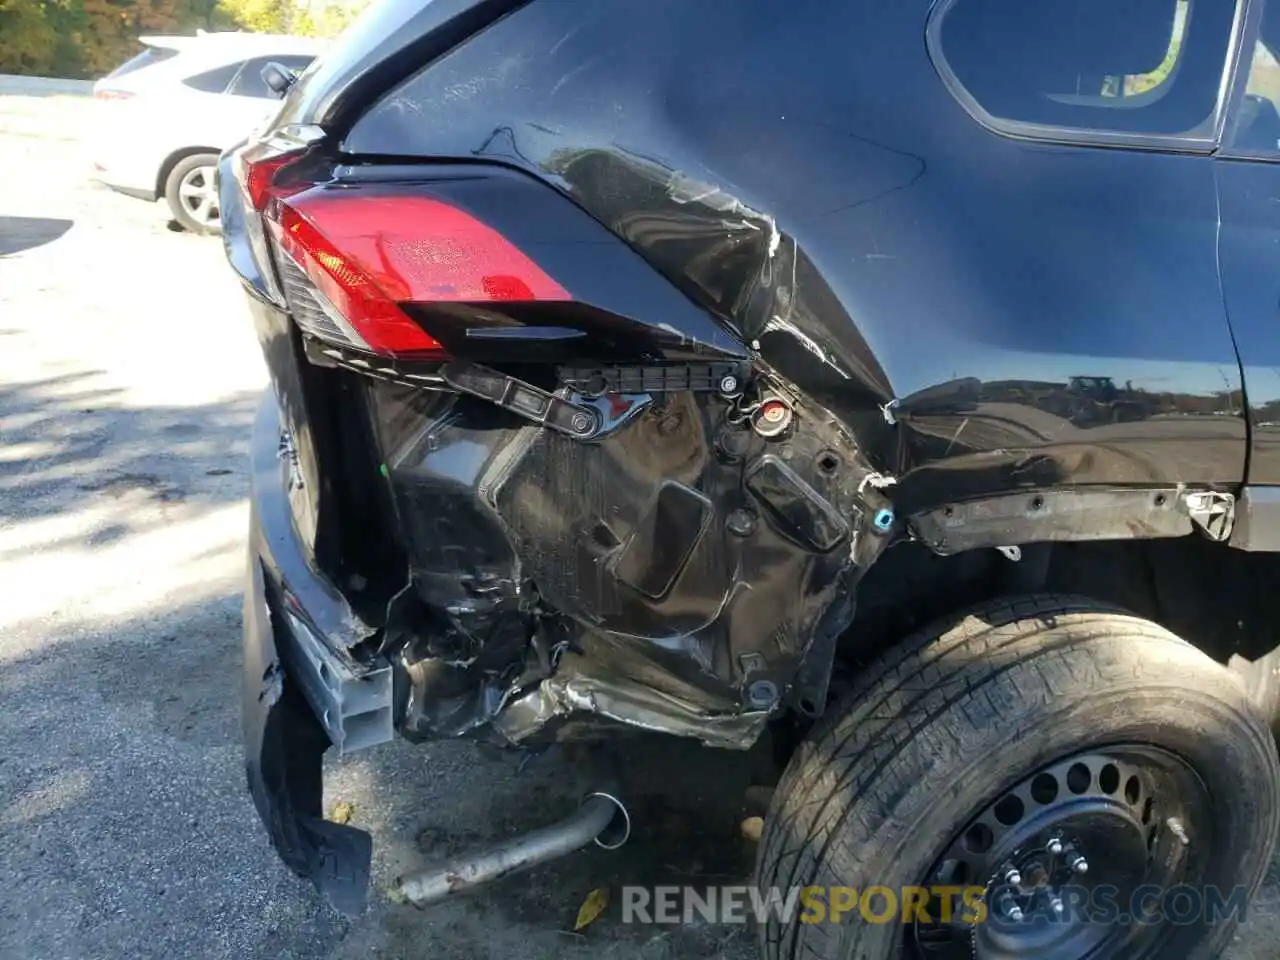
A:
[345,0,1247,504]
[368,377,894,747]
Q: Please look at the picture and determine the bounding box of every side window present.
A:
[227,56,315,99]
[931,0,1240,141]
[1229,3,1280,156]
[182,62,241,95]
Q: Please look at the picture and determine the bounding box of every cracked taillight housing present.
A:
[238,138,570,360]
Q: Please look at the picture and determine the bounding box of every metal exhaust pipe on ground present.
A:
[390,786,631,907]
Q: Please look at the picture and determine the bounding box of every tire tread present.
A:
[755,594,1279,960]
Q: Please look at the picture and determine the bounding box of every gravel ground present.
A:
[0,94,1277,960]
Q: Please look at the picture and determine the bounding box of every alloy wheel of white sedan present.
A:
[163,152,222,235]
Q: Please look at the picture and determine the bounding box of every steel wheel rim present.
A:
[912,745,1212,959]
[177,165,219,227]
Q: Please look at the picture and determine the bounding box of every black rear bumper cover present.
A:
[243,395,372,914]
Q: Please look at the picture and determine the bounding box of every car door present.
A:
[1215,0,1280,489]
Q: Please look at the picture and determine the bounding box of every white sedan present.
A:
[92,31,324,234]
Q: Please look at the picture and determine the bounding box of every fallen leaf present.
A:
[740,815,765,842]
[574,886,610,931]
[329,801,355,825]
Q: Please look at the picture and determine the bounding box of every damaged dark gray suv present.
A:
[220,0,1280,956]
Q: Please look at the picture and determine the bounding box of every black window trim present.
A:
[925,0,1252,154]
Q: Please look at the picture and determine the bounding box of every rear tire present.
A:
[164,153,221,235]
[756,595,1279,960]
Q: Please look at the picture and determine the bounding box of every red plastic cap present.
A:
[759,399,789,424]
[273,188,570,358]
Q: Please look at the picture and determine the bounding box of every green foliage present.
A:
[292,0,364,38]
[0,0,198,78]
[210,0,287,34]
[210,0,364,37]
[0,0,69,75]
[0,0,363,79]
[78,0,203,76]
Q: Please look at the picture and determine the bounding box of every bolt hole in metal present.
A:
[913,746,1211,959]
[816,450,840,475]
[1030,494,1046,511]
[1099,763,1120,795]
[1031,773,1059,805]
[993,795,1024,826]
[1066,762,1091,794]
[965,822,994,855]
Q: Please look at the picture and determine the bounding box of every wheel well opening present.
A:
[832,534,1280,702]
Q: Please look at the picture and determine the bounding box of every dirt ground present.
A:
[0,92,1276,960]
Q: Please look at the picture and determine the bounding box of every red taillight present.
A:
[275,200,448,358]
[242,150,307,212]
[262,184,571,360]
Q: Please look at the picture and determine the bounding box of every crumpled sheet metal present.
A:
[492,635,770,750]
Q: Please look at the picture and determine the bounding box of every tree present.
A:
[211,0,365,37]
[0,0,365,78]
[0,0,61,75]
[292,0,365,38]
[210,0,287,33]
[78,0,197,76]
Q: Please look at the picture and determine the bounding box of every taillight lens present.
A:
[228,127,321,303]
[273,197,448,358]
[262,183,570,360]
[234,128,572,362]
[242,150,306,212]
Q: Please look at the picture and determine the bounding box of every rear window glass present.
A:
[932,0,1239,139]
[104,45,178,80]
[183,62,241,94]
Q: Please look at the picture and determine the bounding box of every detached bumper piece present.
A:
[243,559,374,915]
[244,397,391,914]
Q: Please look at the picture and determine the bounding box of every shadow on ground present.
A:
[0,372,259,540]
[0,215,73,255]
